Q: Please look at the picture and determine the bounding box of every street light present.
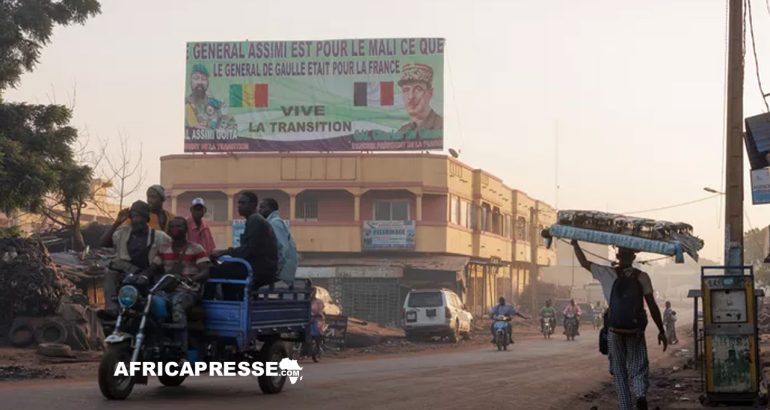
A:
[704,187,725,195]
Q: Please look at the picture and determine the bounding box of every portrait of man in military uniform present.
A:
[185,64,236,130]
[398,63,443,132]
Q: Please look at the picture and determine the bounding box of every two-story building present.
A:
[160,153,556,325]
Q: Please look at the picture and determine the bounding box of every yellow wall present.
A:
[161,153,555,266]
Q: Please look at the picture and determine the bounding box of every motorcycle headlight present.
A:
[118,285,139,308]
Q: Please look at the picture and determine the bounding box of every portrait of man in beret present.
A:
[398,63,443,132]
[185,63,236,130]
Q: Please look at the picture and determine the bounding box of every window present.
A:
[481,203,492,232]
[470,204,480,230]
[297,196,318,220]
[492,207,502,235]
[538,224,545,245]
[373,200,410,221]
[460,200,469,228]
[407,292,443,307]
[450,196,460,225]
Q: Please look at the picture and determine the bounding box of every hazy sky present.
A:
[6,0,767,262]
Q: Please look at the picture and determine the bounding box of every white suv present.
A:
[403,289,473,342]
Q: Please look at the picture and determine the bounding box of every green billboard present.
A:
[185,38,444,152]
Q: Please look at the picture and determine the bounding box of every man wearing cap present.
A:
[145,185,176,232]
[398,63,443,133]
[185,64,235,129]
[100,200,172,315]
[187,197,216,254]
[101,185,176,246]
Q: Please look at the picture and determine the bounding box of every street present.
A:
[0,327,678,410]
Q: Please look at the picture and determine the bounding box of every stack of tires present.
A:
[8,314,92,351]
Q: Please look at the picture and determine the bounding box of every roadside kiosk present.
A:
[701,266,761,404]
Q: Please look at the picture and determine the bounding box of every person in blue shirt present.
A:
[489,297,529,343]
[257,198,298,283]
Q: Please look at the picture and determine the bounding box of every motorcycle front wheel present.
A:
[98,343,135,400]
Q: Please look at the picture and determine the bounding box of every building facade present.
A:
[161,153,556,324]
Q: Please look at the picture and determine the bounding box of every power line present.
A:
[747,0,770,111]
[618,194,722,215]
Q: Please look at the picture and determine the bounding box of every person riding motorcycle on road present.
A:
[592,301,604,328]
[98,200,171,319]
[562,299,582,336]
[540,299,557,333]
[152,217,211,353]
[489,297,528,343]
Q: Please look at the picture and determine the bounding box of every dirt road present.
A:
[0,326,682,410]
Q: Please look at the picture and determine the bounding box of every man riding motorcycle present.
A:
[540,299,557,334]
[152,217,211,352]
[563,299,582,336]
[489,297,528,343]
[99,201,171,318]
[592,301,604,329]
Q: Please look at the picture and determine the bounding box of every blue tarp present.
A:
[545,224,687,263]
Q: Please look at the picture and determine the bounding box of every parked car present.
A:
[402,288,472,342]
[313,286,342,316]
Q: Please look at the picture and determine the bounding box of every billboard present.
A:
[185,38,445,152]
[363,220,416,250]
[745,113,770,170]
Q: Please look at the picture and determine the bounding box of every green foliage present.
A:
[0,102,80,213]
[0,0,101,215]
[744,227,770,284]
[0,0,101,91]
[0,226,22,239]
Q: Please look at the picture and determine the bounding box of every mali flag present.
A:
[230,84,269,108]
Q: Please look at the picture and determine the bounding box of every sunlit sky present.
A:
[6,0,769,262]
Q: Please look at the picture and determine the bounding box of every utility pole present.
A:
[529,206,539,312]
[724,0,744,268]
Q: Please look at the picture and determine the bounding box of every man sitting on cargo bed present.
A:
[213,192,278,289]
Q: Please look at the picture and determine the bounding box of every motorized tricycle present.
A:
[98,256,311,400]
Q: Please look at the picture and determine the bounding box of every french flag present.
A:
[353,81,394,107]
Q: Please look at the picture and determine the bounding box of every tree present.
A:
[0,0,101,244]
[744,227,770,283]
[39,160,92,250]
[0,0,101,91]
[100,133,144,210]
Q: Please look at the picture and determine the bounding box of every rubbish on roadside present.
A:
[36,343,75,358]
[0,238,76,327]
[0,366,63,381]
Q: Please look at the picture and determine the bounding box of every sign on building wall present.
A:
[363,220,415,250]
[184,38,444,152]
[751,168,770,205]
